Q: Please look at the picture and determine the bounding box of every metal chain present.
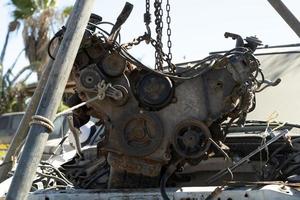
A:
[154,0,164,71]
[122,34,149,49]
[122,0,151,49]
[165,0,175,72]
[123,0,175,73]
[145,0,151,29]
[144,0,151,43]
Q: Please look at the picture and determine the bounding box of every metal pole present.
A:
[268,0,300,38]
[5,0,95,199]
[0,53,54,183]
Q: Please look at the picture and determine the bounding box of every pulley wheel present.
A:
[119,113,163,157]
[173,119,211,159]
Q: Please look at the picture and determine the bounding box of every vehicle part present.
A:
[118,113,163,156]
[133,72,174,110]
[173,119,211,159]
[68,11,264,189]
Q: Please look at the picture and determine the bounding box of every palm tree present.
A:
[0,0,72,114]
[12,0,57,78]
[0,21,20,98]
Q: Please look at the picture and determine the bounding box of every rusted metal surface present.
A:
[68,14,263,188]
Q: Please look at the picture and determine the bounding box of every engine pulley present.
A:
[173,119,211,159]
[135,73,174,110]
[101,53,126,77]
[79,64,103,91]
[118,113,163,157]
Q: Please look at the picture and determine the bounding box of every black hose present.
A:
[47,26,66,60]
[48,35,58,60]
[160,173,171,200]
[160,159,183,200]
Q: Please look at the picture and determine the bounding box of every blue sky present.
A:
[0,0,300,82]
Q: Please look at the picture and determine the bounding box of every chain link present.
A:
[165,0,174,72]
[154,0,164,71]
[122,34,148,49]
[144,0,151,43]
[123,0,174,73]
[122,0,151,49]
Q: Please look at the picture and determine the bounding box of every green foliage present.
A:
[11,0,57,19]
[0,0,72,114]
[62,5,73,18]
[11,0,37,19]
[0,83,26,114]
[35,0,57,9]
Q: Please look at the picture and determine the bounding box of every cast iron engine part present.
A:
[173,119,212,159]
[107,84,129,106]
[225,32,262,52]
[67,8,265,189]
[101,52,127,77]
[72,40,260,188]
[79,64,103,91]
[118,113,164,157]
[133,72,174,111]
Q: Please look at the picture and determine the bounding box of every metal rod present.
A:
[254,51,300,56]
[227,125,289,133]
[257,43,300,50]
[0,55,54,183]
[206,129,289,184]
[210,49,300,56]
[5,0,95,199]
[268,0,300,38]
[67,115,83,158]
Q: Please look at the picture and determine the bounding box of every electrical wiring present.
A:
[49,19,259,82]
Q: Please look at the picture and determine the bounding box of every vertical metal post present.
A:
[5,0,95,199]
[0,54,54,183]
[268,0,300,38]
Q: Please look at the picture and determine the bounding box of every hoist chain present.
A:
[122,34,149,49]
[165,0,174,72]
[123,0,175,73]
[144,0,151,42]
[122,0,151,49]
[154,0,164,71]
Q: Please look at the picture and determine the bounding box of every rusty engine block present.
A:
[61,12,263,189]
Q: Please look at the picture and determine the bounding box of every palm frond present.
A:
[11,0,37,19]
[62,6,73,18]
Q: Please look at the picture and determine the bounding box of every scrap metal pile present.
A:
[17,1,300,199]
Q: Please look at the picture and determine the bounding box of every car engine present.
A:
[53,8,268,190]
